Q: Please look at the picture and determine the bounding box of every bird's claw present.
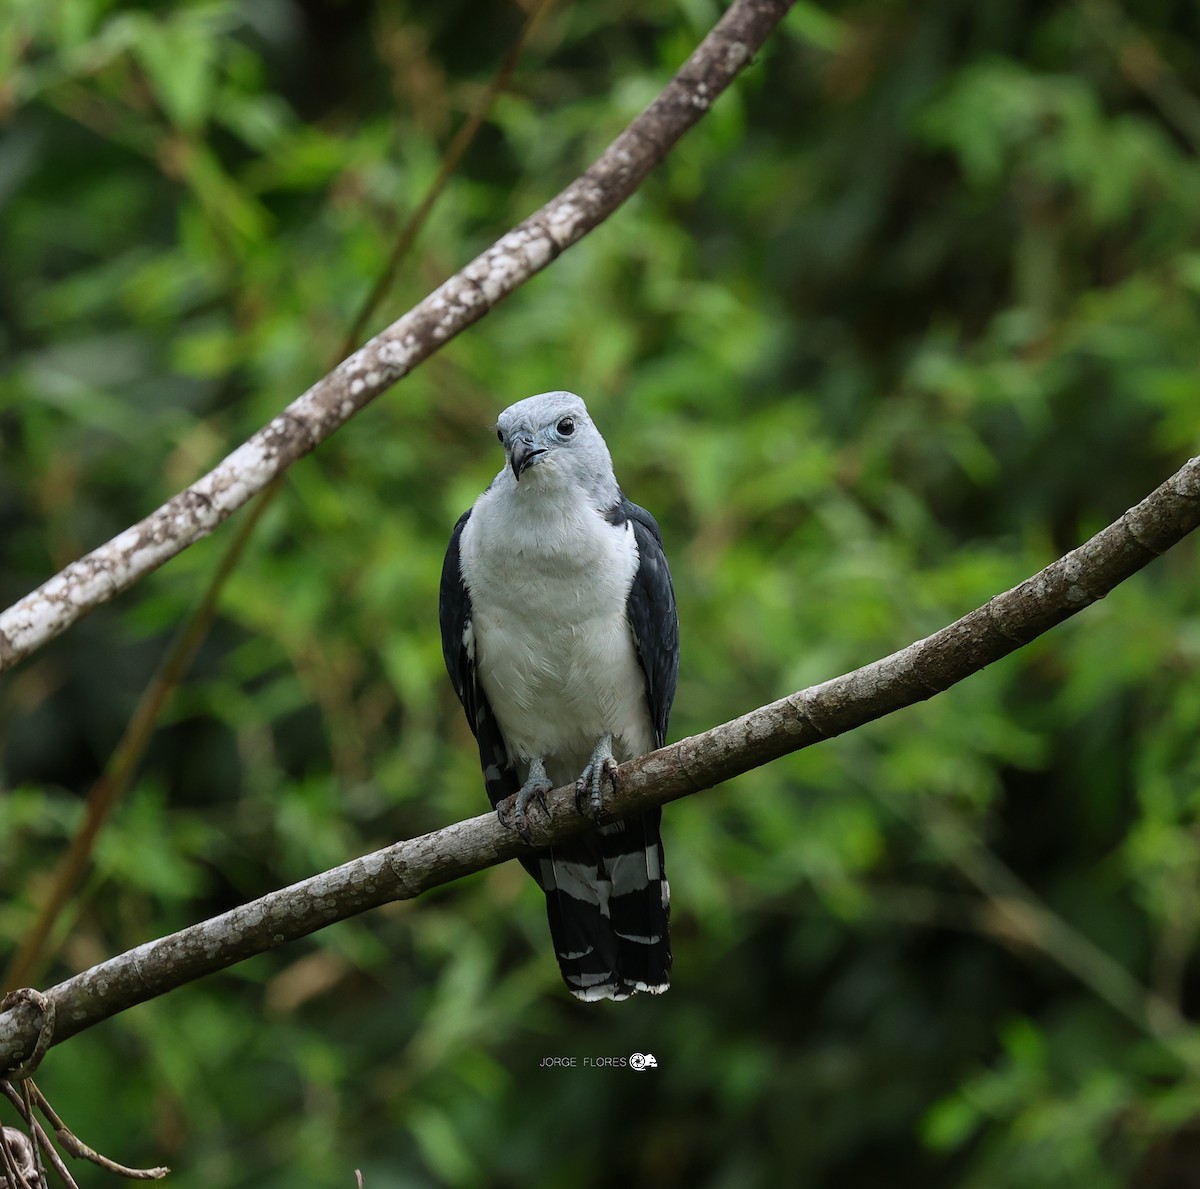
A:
[575,736,618,820]
[497,763,552,843]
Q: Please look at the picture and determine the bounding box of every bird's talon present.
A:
[590,760,616,817]
[498,765,552,840]
[575,746,618,821]
[496,800,538,842]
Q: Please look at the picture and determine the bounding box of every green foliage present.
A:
[2,0,1200,1185]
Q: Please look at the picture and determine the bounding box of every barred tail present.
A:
[528,809,671,1001]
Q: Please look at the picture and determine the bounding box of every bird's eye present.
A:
[496,429,504,443]
[557,417,575,436]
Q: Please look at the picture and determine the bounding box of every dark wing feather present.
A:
[612,497,679,749]
[439,511,475,726]
[439,509,520,811]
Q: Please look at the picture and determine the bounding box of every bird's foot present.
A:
[575,734,618,821]
[497,757,552,843]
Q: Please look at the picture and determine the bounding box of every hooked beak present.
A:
[510,433,546,481]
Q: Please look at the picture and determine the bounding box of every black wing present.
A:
[439,509,519,809]
[609,496,679,749]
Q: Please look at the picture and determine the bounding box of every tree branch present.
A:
[1,454,1196,1074]
[0,0,793,675]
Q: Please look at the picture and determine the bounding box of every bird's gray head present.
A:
[494,391,620,507]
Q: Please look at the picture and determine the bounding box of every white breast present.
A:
[459,482,653,785]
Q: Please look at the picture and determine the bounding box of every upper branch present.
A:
[0,453,1196,1073]
[0,0,794,675]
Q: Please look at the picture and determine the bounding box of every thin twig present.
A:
[919,807,1200,1072]
[1080,0,1200,152]
[18,1086,44,1189]
[2,478,278,992]
[27,1086,168,1181]
[340,0,557,356]
[0,1087,77,1189]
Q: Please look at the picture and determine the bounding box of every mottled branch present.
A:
[1,454,1196,1073]
[0,0,793,674]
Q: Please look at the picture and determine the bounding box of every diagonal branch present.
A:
[0,0,793,675]
[1,453,1196,1073]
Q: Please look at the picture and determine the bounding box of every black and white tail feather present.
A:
[439,392,678,1001]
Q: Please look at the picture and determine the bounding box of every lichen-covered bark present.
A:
[0,454,1196,1073]
[0,0,792,674]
